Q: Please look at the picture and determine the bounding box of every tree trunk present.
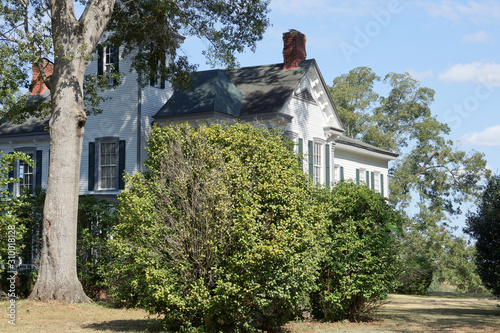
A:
[29,56,90,303]
[29,0,114,303]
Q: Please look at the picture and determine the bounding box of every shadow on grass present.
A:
[83,319,163,332]
[379,304,500,332]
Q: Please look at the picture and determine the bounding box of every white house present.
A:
[0,30,397,198]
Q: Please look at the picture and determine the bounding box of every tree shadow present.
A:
[83,318,163,332]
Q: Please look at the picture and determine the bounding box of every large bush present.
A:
[107,123,324,332]
[465,174,500,298]
[311,182,403,321]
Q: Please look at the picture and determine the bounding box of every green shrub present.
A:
[107,123,324,332]
[396,267,433,295]
[311,182,403,321]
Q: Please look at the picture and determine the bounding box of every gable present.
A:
[298,62,344,132]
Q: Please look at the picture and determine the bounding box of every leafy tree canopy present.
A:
[465,175,500,297]
[329,67,490,293]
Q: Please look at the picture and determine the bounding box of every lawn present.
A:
[1,293,499,332]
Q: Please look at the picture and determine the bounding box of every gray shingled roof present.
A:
[0,91,50,138]
[154,59,315,120]
[336,135,399,158]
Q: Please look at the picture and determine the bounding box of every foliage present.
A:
[0,152,31,265]
[329,67,490,294]
[396,268,433,295]
[465,175,500,298]
[311,182,403,322]
[1,186,117,299]
[77,196,118,300]
[108,123,323,332]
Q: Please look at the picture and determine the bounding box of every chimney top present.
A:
[282,30,307,70]
[31,60,53,95]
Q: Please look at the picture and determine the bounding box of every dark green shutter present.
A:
[371,172,375,190]
[7,152,14,194]
[298,138,303,168]
[97,46,103,76]
[88,142,95,191]
[113,47,119,85]
[340,166,344,182]
[356,169,360,185]
[366,171,369,187]
[325,144,330,188]
[150,76,155,87]
[160,77,165,89]
[308,140,313,180]
[35,150,42,187]
[118,140,126,190]
[380,174,384,196]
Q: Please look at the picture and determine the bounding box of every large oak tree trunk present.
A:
[29,0,114,303]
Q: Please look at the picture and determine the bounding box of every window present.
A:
[97,45,119,85]
[89,138,125,191]
[313,142,322,183]
[8,148,42,196]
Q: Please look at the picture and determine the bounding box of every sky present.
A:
[180,0,500,233]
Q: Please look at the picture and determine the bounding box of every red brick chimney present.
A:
[283,30,307,70]
[31,60,53,95]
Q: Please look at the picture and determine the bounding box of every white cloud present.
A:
[416,0,500,24]
[459,125,500,146]
[462,30,491,43]
[407,68,433,81]
[438,61,500,86]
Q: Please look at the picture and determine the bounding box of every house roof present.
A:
[0,90,50,138]
[336,135,399,158]
[154,59,315,120]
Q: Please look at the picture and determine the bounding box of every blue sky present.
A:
[182,0,500,177]
[181,0,500,234]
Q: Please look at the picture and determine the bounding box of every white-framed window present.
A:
[89,138,125,191]
[99,141,118,190]
[97,45,119,85]
[313,142,322,184]
[9,148,42,197]
[374,171,381,192]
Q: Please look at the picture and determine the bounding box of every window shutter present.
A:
[325,144,330,188]
[88,142,95,191]
[7,152,14,194]
[380,174,384,197]
[366,170,369,187]
[371,172,375,190]
[97,46,103,76]
[113,47,120,85]
[160,77,165,89]
[356,169,360,185]
[35,150,42,187]
[340,166,344,182]
[298,138,303,168]
[308,140,313,180]
[118,140,126,190]
[150,76,155,87]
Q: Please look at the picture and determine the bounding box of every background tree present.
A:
[329,67,490,292]
[1,0,270,302]
[465,175,500,297]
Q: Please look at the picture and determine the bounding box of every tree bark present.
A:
[29,0,114,303]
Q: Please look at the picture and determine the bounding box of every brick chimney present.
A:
[282,30,307,70]
[31,60,53,95]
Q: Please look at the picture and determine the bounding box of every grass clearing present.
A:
[1,293,499,332]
